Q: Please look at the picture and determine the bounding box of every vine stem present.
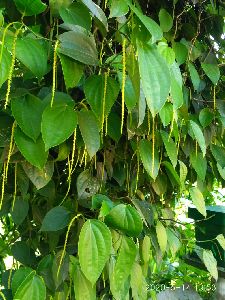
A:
[57,214,83,278]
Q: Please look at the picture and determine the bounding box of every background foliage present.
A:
[0,0,225,299]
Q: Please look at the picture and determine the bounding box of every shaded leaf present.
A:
[78,110,100,158]
[190,152,207,181]
[188,62,200,91]
[41,104,77,150]
[161,130,177,167]
[139,139,159,180]
[159,8,173,32]
[110,0,129,18]
[40,206,71,231]
[13,0,47,16]
[58,29,98,66]
[189,120,206,156]
[14,127,48,169]
[201,63,220,85]
[0,47,11,88]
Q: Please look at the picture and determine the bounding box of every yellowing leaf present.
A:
[190,187,206,217]
[156,221,167,254]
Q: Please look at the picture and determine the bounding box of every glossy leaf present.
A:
[78,219,112,285]
[159,9,173,32]
[137,41,170,117]
[161,130,177,167]
[0,47,11,88]
[14,271,46,300]
[12,267,33,295]
[139,139,159,180]
[78,110,100,158]
[170,62,184,109]
[156,220,167,254]
[58,53,83,89]
[128,2,163,43]
[41,104,77,150]
[59,2,91,31]
[16,37,48,79]
[13,0,47,16]
[188,62,200,91]
[11,94,43,141]
[58,29,98,66]
[202,249,218,281]
[199,108,214,128]
[70,257,96,300]
[14,127,48,169]
[22,161,54,190]
[40,206,71,231]
[84,75,120,121]
[81,0,108,31]
[190,187,206,217]
[189,120,206,156]
[201,63,220,85]
[110,0,129,18]
[104,204,143,237]
[110,236,136,295]
[190,152,207,181]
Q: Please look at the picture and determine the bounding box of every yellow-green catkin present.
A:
[70,128,77,176]
[135,152,140,194]
[0,290,6,300]
[50,40,59,107]
[101,72,108,138]
[4,26,22,109]
[121,39,126,134]
[0,22,14,63]
[0,123,15,209]
[57,214,82,278]
[147,109,151,137]
[151,117,155,177]
[12,162,17,210]
[213,85,216,111]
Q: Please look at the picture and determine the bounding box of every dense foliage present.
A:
[0,0,225,299]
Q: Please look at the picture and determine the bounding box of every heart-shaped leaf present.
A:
[78,219,112,285]
[105,204,143,237]
[40,206,71,231]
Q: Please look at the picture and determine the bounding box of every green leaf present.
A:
[156,220,167,254]
[11,197,29,226]
[166,228,181,258]
[216,234,225,250]
[161,130,177,167]
[13,0,47,16]
[14,271,46,300]
[11,241,36,266]
[137,41,170,117]
[117,73,137,112]
[84,75,120,121]
[11,94,43,141]
[16,37,48,79]
[158,9,173,32]
[92,194,113,210]
[41,104,77,150]
[81,0,108,31]
[190,152,207,181]
[158,44,175,66]
[22,161,54,190]
[202,249,218,281]
[139,139,159,180]
[141,236,151,263]
[77,170,100,201]
[159,102,173,126]
[217,163,225,180]
[188,62,201,91]
[58,29,98,66]
[14,127,48,169]
[201,63,220,85]
[170,62,183,109]
[189,120,206,156]
[211,144,225,168]
[105,204,143,237]
[78,219,112,285]
[40,206,71,231]
[58,53,83,89]
[190,187,206,217]
[12,267,33,295]
[108,112,121,143]
[199,108,214,128]
[42,92,75,109]
[0,47,11,88]
[172,41,188,65]
[162,161,180,186]
[70,257,96,300]
[59,2,92,31]
[127,2,162,43]
[179,160,187,188]
[78,110,100,158]
[109,0,129,18]
[110,236,136,295]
